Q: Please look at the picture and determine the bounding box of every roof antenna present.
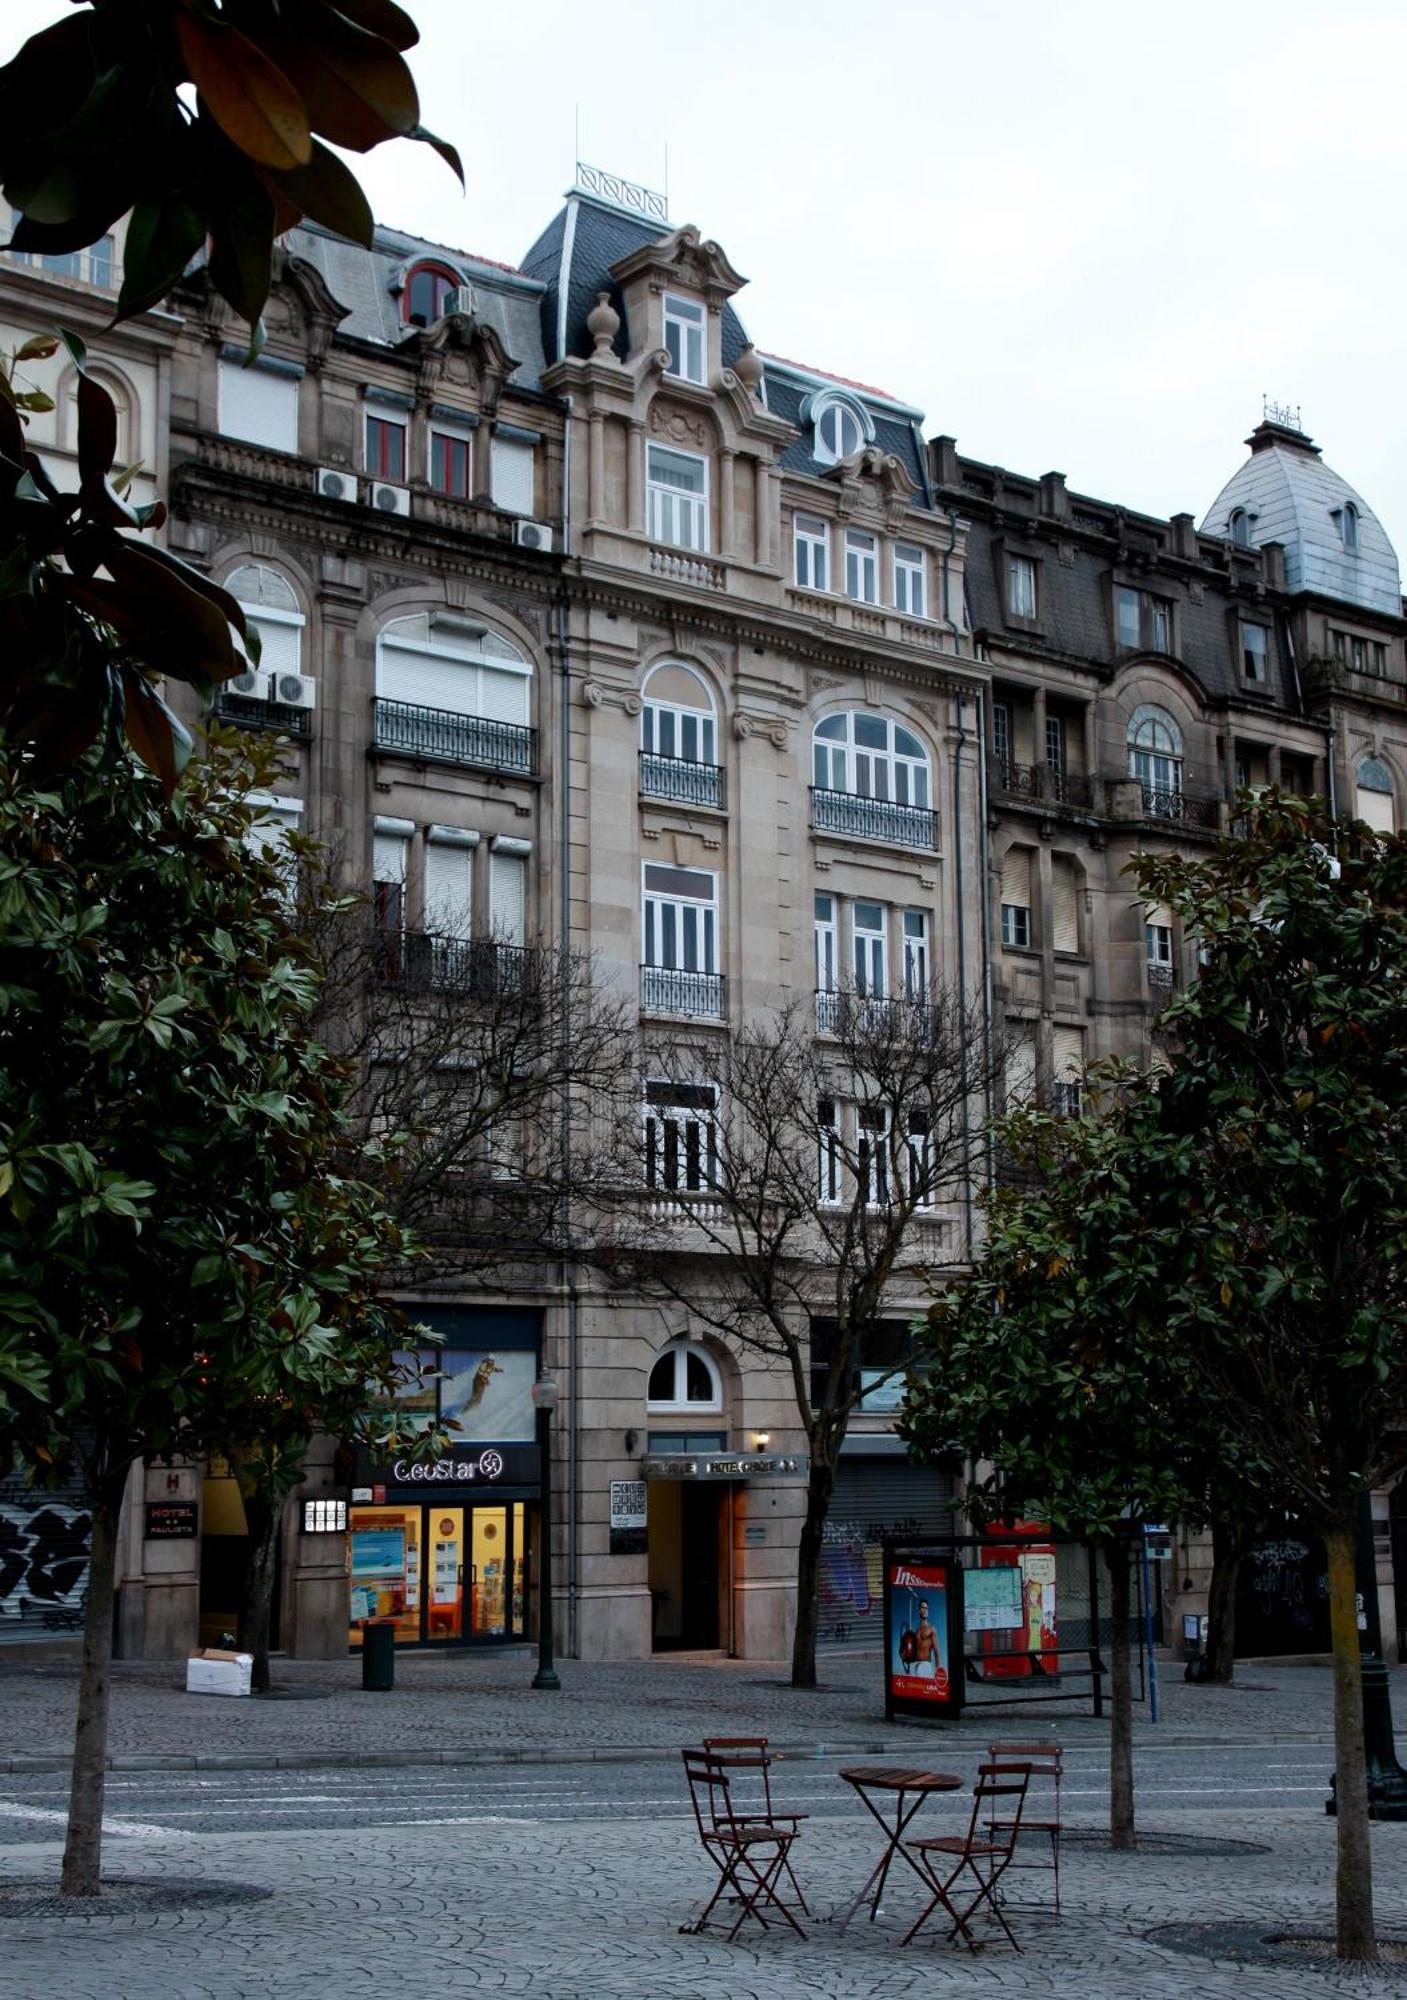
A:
[574,103,580,179]
[664,142,669,219]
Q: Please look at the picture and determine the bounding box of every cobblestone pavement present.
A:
[1,1649,1400,1770]
[1,1794,1406,1998]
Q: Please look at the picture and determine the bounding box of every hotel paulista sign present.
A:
[640,1452,808,1482]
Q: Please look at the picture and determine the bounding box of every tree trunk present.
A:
[1108,1534,1136,1850]
[790,1455,835,1690]
[1203,1517,1244,1684]
[1326,1518,1376,1962]
[238,1497,279,1695]
[61,1466,126,1897]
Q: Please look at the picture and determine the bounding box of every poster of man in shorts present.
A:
[888,1560,952,1702]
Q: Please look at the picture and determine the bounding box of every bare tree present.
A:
[586,985,1001,1689]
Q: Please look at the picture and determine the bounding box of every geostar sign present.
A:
[641,1453,808,1481]
[367,1443,541,1488]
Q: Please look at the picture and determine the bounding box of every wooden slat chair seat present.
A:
[901,1763,1030,1952]
[985,1740,1064,1915]
[679,1749,808,1942]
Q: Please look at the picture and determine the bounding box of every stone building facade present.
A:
[2,175,1402,1665]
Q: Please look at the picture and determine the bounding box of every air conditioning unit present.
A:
[370,481,411,517]
[226,666,270,700]
[270,672,317,711]
[316,466,354,502]
[443,284,477,318]
[513,518,556,553]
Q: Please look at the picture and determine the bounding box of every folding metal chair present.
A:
[701,1735,810,1916]
[986,1739,1064,1915]
[679,1749,808,1942]
[900,1762,1029,1952]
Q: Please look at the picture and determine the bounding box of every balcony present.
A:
[214,689,313,739]
[372,931,537,999]
[640,964,725,1019]
[1146,962,1176,996]
[372,698,537,777]
[648,544,724,590]
[639,751,726,809]
[1139,786,1220,830]
[811,787,937,850]
[994,761,1093,809]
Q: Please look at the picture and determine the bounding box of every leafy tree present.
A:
[0,0,457,776]
[902,1083,1268,1848]
[589,988,999,1690]
[0,732,417,1895]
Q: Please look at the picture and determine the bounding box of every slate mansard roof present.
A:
[521,189,930,496]
[1201,421,1402,619]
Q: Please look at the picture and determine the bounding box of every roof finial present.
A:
[1262,393,1303,432]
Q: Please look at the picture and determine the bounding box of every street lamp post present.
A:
[531,1374,561,1691]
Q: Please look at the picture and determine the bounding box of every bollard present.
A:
[361,1618,396,1692]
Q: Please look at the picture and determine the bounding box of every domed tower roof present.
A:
[1200,416,1401,616]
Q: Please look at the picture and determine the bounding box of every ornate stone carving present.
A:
[649,401,709,450]
[735,344,764,397]
[808,671,845,695]
[733,714,753,740]
[623,694,643,717]
[587,290,622,356]
[1057,541,1077,569]
[582,682,605,708]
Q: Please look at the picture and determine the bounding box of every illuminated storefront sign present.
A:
[641,1453,808,1481]
[374,1444,540,1487]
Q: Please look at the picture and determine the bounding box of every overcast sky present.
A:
[9,0,1404,553]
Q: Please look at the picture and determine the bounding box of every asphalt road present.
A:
[0,1739,1339,1845]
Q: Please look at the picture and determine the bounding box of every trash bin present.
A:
[362,1618,396,1692]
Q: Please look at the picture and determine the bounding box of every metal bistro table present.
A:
[834,1765,964,1931]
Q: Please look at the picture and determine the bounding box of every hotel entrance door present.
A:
[349,1500,527,1647]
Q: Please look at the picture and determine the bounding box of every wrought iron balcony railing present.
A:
[372,697,537,777]
[1141,786,1220,829]
[372,930,537,999]
[815,989,930,1037]
[995,761,1093,808]
[215,690,313,738]
[810,787,937,850]
[1146,962,1176,994]
[638,751,726,808]
[640,963,725,1019]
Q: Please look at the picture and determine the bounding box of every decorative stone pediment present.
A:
[415,313,518,414]
[822,444,920,528]
[275,251,351,371]
[610,225,747,311]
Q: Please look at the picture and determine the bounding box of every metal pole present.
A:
[1141,1529,1159,1725]
[532,1393,560,1691]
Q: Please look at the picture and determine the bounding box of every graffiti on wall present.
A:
[0,1500,91,1628]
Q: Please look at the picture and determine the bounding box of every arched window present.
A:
[1127,704,1183,799]
[813,712,930,808]
[375,611,534,774]
[641,663,717,764]
[401,262,461,328]
[224,562,305,687]
[1341,502,1360,554]
[646,1340,722,1414]
[1229,507,1251,549]
[1356,756,1395,833]
[813,395,868,466]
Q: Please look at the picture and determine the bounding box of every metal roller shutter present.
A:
[1051,858,1080,953]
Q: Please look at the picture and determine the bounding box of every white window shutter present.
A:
[378,642,479,715]
[218,362,298,452]
[1051,1024,1083,1081]
[1357,785,1395,833]
[1003,847,1032,908]
[1006,1026,1037,1106]
[491,438,535,514]
[373,832,407,885]
[1051,859,1080,953]
[490,853,527,942]
[249,612,301,680]
[1145,901,1174,932]
[423,841,472,939]
[478,665,530,726]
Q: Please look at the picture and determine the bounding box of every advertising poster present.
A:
[439,1350,536,1441]
[885,1555,962,1717]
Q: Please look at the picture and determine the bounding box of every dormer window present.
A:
[1229,508,1251,548]
[663,293,706,384]
[1338,501,1360,554]
[814,397,865,466]
[402,262,460,328]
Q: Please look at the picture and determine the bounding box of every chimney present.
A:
[1169,512,1198,560]
[1038,471,1067,518]
[929,435,960,489]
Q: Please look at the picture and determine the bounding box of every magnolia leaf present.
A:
[177,18,313,172]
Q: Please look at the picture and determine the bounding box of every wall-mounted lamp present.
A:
[751,1432,771,1452]
[624,1429,639,1456]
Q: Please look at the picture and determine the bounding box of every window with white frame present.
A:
[844,528,878,604]
[372,824,408,974]
[794,514,830,592]
[246,792,303,890]
[646,1337,722,1410]
[853,900,887,998]
[1127,705,1183,798]
[642,863,717,974]
[1146,909,1175,978]
[641,661,716,765]
[1000,847,1032,950]
[814,893,838,996]
[424,834,473,941]
[218,359,298,453]
[1240,621,1270,682]
[1050,1025,1084,1115]
[857,1103,890,1206]
[905,1109,934,1207]
[490,846,527,943]
[814,398,864,466]
[894,543,926,618]
[993,699,1012,773]
[812,712,931,807]
[376,612,532,727]
[224,563,304,685]
[663,293,706,384]
[1007,554,1037,621]
[1046,713,1066,782]
[647,443,708,551]
[903,909,929,999]
[817,1097,841,1204]
[643,1084,719,1196]
[491,435,536,513]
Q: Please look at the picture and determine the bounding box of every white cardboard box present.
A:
[186,1649,253,1697]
